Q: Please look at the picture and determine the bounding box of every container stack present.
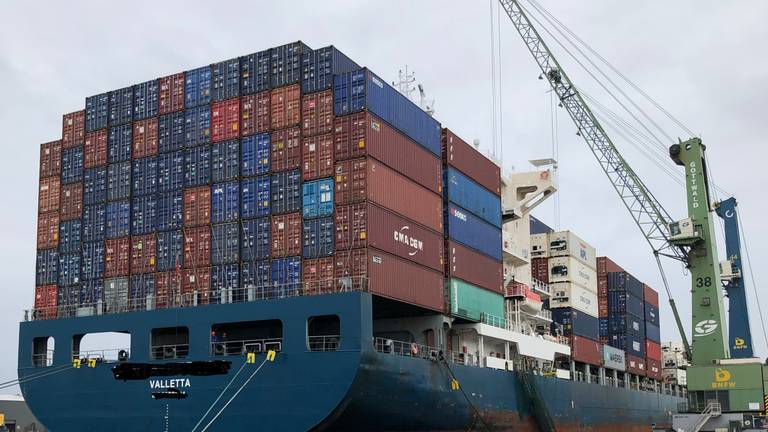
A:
[441,130,503,322]
[643,284,662,381]
[34,42,455,318]
[661,341,688,385]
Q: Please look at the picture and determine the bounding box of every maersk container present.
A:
[609,333,646,358]
[645,303,659,326]
[109,86,133,126]
[185,145,211,187]
[211,264,240,303]
[36,249,59,285]
[158,151,184,192]
[185,105,212,148]
[608,290,644,318]
[104,277,129,313]
[607,271,645,299]
[132,156,157,197]
[211,181,240,223]
[444,167,501,228]
[81,241,105,281]
[129,274,155,310]
[156,191,183,231]
[185,66,212,108]
[58,219,82,253]
[106,200,130,238]
[156,230,183,272]
[301,45,359,94]
[270,169,301,215]
[61,147,84,184]
[302,217,334,259]
[85,93,109,132]
[158,112,185,153]
[241,217,270,261]
[83,167,107,205]
[82,204,106,242]
[645,322,661,343]
[212,140,240,182]
[241,260,271,290]
[271,256,301,295]
[602,344,627,371]
[241,133,270,177]
[241,175,270,219]
[449,278,505,323]
[212,222,240,264]
[80,280,103,304]
[212,58,240,101]
[270,41,311,88]
[240,49,271,95]
[445,203,502,262]
[133,79,158,120]
[58,252,81,286]
[108,124,132,163]
[551,307,599,340]
[333,68,441,156]
[132,195,157,235]
[608,313,645,338]
[302,178,333,219]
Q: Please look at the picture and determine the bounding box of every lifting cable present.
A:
[736,212,768,353]
[439,358,492,432]
[190,358,250,432]
[0,365,73,391]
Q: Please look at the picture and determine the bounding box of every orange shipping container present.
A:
[211,98,240,142]
[568,336,603,366]
[301,90,333,137]
[184,226,211,269]
[302,257,335,295]
[159,73,185,114]
[626,354,646,376]
[441,129,500,195]
[84,130,108,168]
[183,186,211,227]
[271,213,302,257]
[34,285,58,320]
[182,267,211,305]
[646,340,662,361]
[62,110,85,149]
[133,118,159,158]
[39,141,62,178]
[105,237,131,277]
[60,183,83,220]
[38,177,61,214]
[241,91,270,136]
[270,84,301,130]
[37,212,60,249]
[301,134,334,180]
[155,271,182,309]
[271,127,301,172]
[131,234,157,274]
[597,256,624,277]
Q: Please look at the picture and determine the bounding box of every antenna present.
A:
[418,84,435,116]
[393,66,436,116]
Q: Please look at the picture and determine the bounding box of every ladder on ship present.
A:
[519,372,556,432]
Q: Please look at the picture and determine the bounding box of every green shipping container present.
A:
[448,278,504,323]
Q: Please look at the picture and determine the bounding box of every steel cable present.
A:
[736,211,768,355]
[190,358,250,432]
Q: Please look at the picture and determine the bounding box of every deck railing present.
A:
[211,338,283,356]
[307,335,340,352]
[72,348,130,363]
[150,344,190,360]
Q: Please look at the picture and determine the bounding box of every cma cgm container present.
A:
[548,282,598,316]
[445,204,501,262]
[441,129,500,195]
[449,278,504,323]
[569,336,602,366]
[333,68,441,156]
[445,240,502,294]
[301,45,359,94]
[443,167,501,228]
[548,231,597,268]
[551,307,599,340]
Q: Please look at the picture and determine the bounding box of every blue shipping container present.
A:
[82,241,105,281]
[57,286,80,313]
[132,156,158,197]
[239,50,271,95]
[599,317,609,337]
[212,181,240,223]
[80,280,104,304]
[158,151,184,192]
[133,79,159,120]
[84,166,107,205]
[241,260,271,290]
[129,274,154,309]
[85,93,109,132]
[270,256,301,296]
[608,290,645,318]
[107,161,131,201]
[646,322,661,343]
[61,147,83,184]
[645,303,659,326]
[551,307,599,340]
[212,58,240,101]
[109,86,133,126]
[157,191,183,231]
[241,217,270,261]
[36,249,59,285]
[185,145,211,187]
[211,264,240,303]
[158,112,185,154]
[106,201,131,238]
[333,68,441,156]
[270,170,301,215]
[212,140,240,182]
[302,217,335,259]
[301,45,359,94]
[302,178,333,219]
[108,124,133,163]
[58,253,81,286]
[608,313,645,338]
[212,222,240,264]
[58,219,82,253]
[270,42,310,88]
[607,271,645,299]
[444,167,501,228]
[609,333,645,358]
[241,175,270,219]
[185,66,212,108]
[185,105,211,148]
[241,133,270,177]
[132,195,157,235]
[156,230,183,272]
[82,204,106,242]
[445,204,502,261]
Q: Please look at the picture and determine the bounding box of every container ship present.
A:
[20,41,686,431]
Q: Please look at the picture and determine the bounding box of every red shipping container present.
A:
[34,285,58,320]
[646,340,661,361]
[301,90,333,137]
[131,234,157,274]
[184,226,211,269]
[598,276,608,297]
[302,257,335,295]
[211,98,240,142]
[643,284,659,308]
[270,84,301,130]
[155,270,182,309]
[626,354,647,376]
[182,267,211,305]
[301,134,334,180]
[84,130,108,168]
[646,358,662,380]
[159,73,185,114]
[446,240,503,294]
[442,129,500,196]
[37,212,60,249]
[271,127,301,172]
[62,110,85,149]
[335,158,443,233]
[568,336,603,366]
[597,256,624,277]
[60,182,83,220]
[335,203,444,272]
[241,91,270,136]
[183,186,211,227]
[335,247,445,312]
[334,112,442,194]
[105,237,131,277]
[133,118,159,158]
[531,257,549,284]
[38,177,60,214]
[39,140,62,178]
[271,213,302,257]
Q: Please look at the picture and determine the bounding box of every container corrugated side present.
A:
[568,335,603,366]
[302,257,335,295]
[301,45,359,94]
[548,281,598,316]
[446,240,502,294]
[547,256,598,290]
[442,128,501,196]
[241,92,271,136]
[625,354,647,376]
[548,230,597,270]
[159,112,185,154]
[241,133,270,177]
[445,203,501,262]
[183,226,211,269]
[211,140,240,182]
[239,50,271,95]
[40,140,62,177]
[62,110,85,149]
[551,307,599,339]
[448,278,504,322]
[241,175,271,219]
[84,131,107,169]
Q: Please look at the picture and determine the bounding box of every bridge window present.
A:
[72,331,131,363]
[151,327,189,360]
[32,336,54,367]
[307,315,340,351]
[211,320,283,356]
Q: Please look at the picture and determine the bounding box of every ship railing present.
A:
[72,348,130,363]
[23,277,370,321]
[480,313,509,330]
[210,338,283,356]
[308,335,340,352]
[531,278,551,296]
[150,344,189,360]
[32,350,54,367]
[373,338,479,367]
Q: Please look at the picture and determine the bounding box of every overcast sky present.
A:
[1,0,766,392]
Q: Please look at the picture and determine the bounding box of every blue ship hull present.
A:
[18,292,683,431]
